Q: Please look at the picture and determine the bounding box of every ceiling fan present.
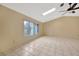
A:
[42,3,79,16]
[60,3,79,14]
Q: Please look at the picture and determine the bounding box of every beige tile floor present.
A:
[7,36,79,56]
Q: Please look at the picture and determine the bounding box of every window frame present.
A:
[24,20,39,37]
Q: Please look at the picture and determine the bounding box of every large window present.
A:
[24,20,39,36]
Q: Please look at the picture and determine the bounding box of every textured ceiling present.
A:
[1,3,79,22]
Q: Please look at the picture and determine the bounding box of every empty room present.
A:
[0,3,79,56]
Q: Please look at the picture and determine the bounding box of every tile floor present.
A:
[7,36,79,56]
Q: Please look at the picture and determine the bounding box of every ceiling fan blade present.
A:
[69,3,72,8]
[71,3,77,8]
[60,3,64,7]
[67,3,77,11]
[74,7,79,10]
